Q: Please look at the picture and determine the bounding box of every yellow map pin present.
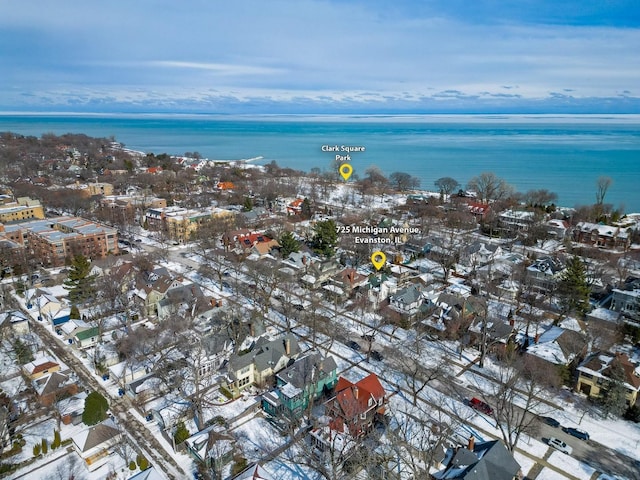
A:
[339,163,353,181]
[371,251,386,271]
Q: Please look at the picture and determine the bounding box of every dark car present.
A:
[562,427,589,441]
[370,350,384,361]
[468,397,493,415]
[540,416,561,428]
[347,340,361,351]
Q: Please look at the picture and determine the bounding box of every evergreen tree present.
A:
[242,197,253,212]
[173,421,190,445]
[279,231,299,259]
[301,198,312,218]
[63,254,97,304]
[600,357,629,419]
[82,391,109,426]
[556,256,591,318]
[312,219,338,257]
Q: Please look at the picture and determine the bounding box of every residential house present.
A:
[499,209,536,232]
[128,467,166,480]
[547,219,570,239]
[125,374,167,406]
[60,319,100,348]
[330,268,369,297]
[283,251,317,272]
[23,356,61,380]
[302,259,342,289]
[389,264,416,286]
[573,222,632,250]
[389,284,424,317]
[523,325,588,368]
[225,335,300,397]
[231,233,279,257]
[467,202,490,220]
[469,315,514,354]
[431,438,521,480]
[33,371,78,407]
[156,283,209,319]
[576,352,640,407]
[240,206,269,226]
[108,358,153,387]
[29,292,64,320]
[526,256,563,293]
[262,352,338,421]
[185,424,235,474]
[251,238,280,257]
[216,181,236,191]
[73,326,100,349]
[57,391,88,425]
[463,240,503,268]
[71,418,122,471]
[136,268,194,317]
[0,310,29,336]
[233,464,273,480]
[286,198,305,215]
[324,373,386,438]
[610,288,640,321]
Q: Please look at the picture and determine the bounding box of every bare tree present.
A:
[490,354,560,451]
[392,335,449,406]
[52,452,87,480]
[467,172,514,204]
[385,394,463,478]
[434,176,460,197]
[595,175,613,206]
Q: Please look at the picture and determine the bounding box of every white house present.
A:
[389,284,424,316]
[71,418,121,471]
[0,310,29,335]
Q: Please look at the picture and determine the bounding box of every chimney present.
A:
[534,333,540,344]
[468,435,475,451]
[285,337,291,356]
[353,386,359,399]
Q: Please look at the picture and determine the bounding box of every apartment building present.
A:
[0,196,45,223]
[1,216,118,266]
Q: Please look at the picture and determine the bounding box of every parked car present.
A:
[540,416,561,428]
[347,340,361,351]
[562,427,589,441]
[370,350,384,361]
[468,397,493,415]
[548,437,573,455]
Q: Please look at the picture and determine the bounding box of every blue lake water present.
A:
[0,114,639,212]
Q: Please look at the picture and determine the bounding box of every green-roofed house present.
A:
[74,326,100,349]
[262,352,338,421]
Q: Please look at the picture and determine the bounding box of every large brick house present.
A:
[324,373,386,437]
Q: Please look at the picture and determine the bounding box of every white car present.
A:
[548,437,572,455]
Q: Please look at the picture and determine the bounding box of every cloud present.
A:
[0,1,639,113]
[143,61,284,76]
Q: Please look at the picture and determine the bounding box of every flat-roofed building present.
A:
[0,197,45,223]
[145,206,234,243]
[1,216,118,266]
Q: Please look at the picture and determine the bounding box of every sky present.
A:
[1,0,639,114]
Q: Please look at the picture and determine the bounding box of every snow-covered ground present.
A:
[547,451,596,479]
